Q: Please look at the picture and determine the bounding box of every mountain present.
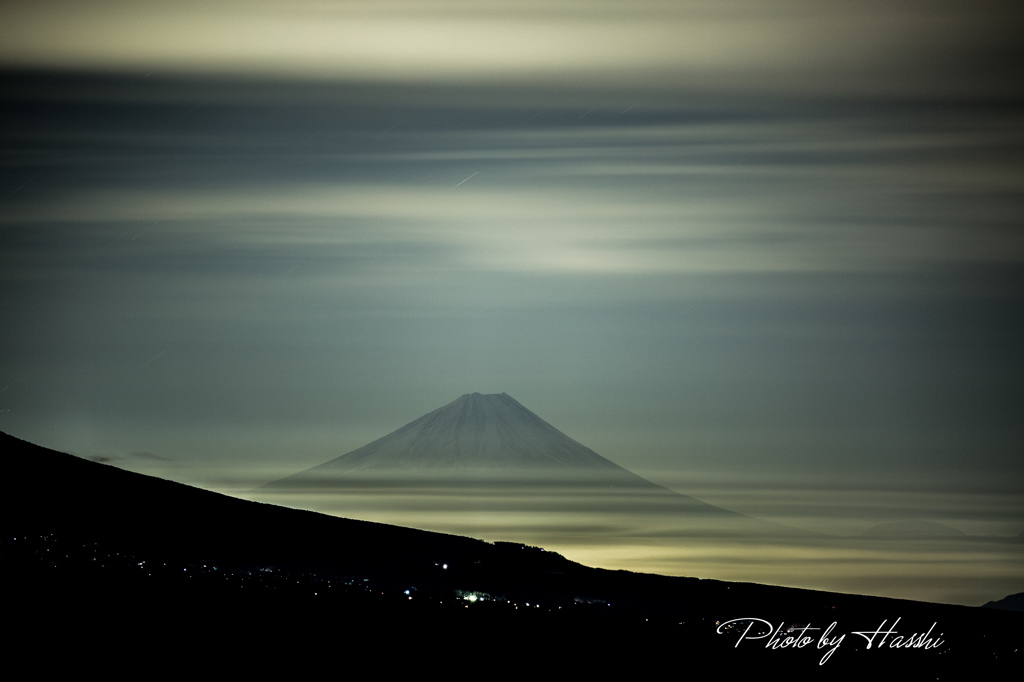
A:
[984,592,1024,612]
[261,392,762,531]
[266,392,666,489]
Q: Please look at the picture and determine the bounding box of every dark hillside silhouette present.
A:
[2,431,1019,676]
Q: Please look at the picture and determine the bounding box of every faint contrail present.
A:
[455,172,478,187]
[140,350,166,369]
[8,175,38,196]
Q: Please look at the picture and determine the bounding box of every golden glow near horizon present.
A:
[244,484,1024,606]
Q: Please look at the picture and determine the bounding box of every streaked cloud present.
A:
[7,175,1021,278]
[2,1,1020,97]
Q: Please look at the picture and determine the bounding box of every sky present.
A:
[1,1,1022,604]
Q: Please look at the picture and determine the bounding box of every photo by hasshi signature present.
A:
[717,617,944,665]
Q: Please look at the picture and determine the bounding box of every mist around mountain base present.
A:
[246,394,1024,606]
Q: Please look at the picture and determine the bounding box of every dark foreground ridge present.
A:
[2,431,1020,677]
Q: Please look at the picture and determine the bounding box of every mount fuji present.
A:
[266,392,667,488]
[262,392,750,521]
[259,393,807,563]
